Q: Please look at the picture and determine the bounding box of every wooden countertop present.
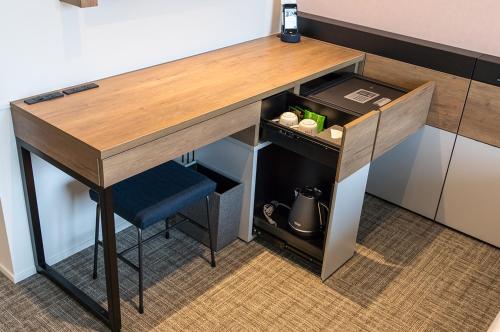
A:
[11,36,364,158]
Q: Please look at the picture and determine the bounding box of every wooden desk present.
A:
[11,36,364,331]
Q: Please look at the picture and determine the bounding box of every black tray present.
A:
[260,91,357,168]
[260,121,339,168]
[253,207,324,262]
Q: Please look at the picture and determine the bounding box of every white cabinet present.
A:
[366,125,456,219]
[436,136,500,247]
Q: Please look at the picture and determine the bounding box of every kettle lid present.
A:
[296,186,322,199]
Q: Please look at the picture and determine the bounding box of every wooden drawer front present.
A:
[101,102,261,187]
[11,108,101,185]
[372,82,435,160]
[363,53,470,133]
[336,111,379,181]
[459,81,500,148]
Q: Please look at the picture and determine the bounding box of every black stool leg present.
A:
[92,204,100,279]
[165,219,170,239]
[205,196,216,268]
[137,227,144,314]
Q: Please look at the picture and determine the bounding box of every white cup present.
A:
[279,112,299,127]
[298,119,317,136]
[331,129,343,140]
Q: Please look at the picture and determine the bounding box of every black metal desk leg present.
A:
[17,146,46,271]
[99,188,122,331]
[16,140,121,330]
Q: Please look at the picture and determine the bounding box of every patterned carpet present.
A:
[0,195,499,331]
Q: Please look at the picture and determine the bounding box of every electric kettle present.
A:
[288,187,329,238]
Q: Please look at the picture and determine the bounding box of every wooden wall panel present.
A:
[61,0,98,7]
[459,81,500,148]
[363,53,470,133]
[372,82,435,160]
[336,111,379,181]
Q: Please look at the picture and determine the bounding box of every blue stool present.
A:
[90,161,217,314]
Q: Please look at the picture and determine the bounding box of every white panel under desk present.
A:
[322,164,370,281]
[366,125,455,219]
[436,136,500,247]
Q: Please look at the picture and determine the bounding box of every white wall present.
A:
[0,0,280,282]
[0,199,14,280]
[298,0,500,56]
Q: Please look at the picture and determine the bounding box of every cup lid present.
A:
[300,119,317,126]
[281,112,297,119]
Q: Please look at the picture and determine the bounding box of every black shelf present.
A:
[260,91,356,168]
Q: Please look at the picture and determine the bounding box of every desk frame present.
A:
[10,36,366,331]
[17,139,122,331]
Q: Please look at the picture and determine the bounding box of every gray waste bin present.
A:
[177,163,244,251]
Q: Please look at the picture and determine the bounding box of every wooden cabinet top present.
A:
[11,36,363,158]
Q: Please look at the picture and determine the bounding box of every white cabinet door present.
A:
[367,125,455,219]
[436,136,500,247]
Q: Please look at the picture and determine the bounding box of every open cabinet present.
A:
[253,73,435,281]
[197,72,435,282]
[253,89,380,280]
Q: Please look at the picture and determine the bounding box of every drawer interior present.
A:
[253,144,336,262]
[301,72,435,162]
[262,91,358,128]
[302,73,407,116]
[260,91,358,166]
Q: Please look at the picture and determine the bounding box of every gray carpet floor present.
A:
[0,195,499,331]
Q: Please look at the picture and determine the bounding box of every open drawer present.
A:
[260,91,380,182]
[255,92,380,268]
[301,73,436,161]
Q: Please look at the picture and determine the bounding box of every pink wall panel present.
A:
[298,0,500,56]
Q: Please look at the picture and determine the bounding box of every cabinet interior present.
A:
[253,144,337,262]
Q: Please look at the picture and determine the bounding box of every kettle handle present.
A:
[317,201,330,229]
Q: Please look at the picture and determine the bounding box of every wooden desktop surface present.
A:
[11,36,364,186]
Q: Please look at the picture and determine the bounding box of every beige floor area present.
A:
[0,195,499,331]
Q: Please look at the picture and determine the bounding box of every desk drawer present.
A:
[373,81,435,159]
[362,54,469,133]
[302,73,435,160]
[260,91,379,181]
[101,101,261,187]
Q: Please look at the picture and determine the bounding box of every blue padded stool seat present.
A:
[90,160,217,314]
[89,161,216,230]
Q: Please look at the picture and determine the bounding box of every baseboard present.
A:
[0,262,16,283]
[12,266,37,283]
[45,219,131,266]
[10,219,131,283]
